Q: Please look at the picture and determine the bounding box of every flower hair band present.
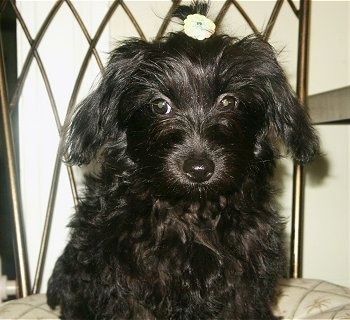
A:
[173,1,216,41]
[183,13,216,40]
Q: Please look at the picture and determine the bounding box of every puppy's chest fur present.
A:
[89,193,282,318]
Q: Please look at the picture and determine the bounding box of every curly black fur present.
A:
[47,6,319,319]
[173,0,210,20]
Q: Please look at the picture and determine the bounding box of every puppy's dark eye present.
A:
[218,95,239,108]
[151,99,172,115]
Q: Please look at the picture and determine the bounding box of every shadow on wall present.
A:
[273,148,330,194]
[305,151,330,187]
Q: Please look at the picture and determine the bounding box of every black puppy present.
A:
[47,2,319,319]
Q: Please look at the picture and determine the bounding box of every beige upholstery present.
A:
[0,294,59,320]
[1,279,350,320]
[275,279,350,319]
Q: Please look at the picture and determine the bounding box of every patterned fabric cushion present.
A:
[0,294,59,319]
[0,279,350,319]
[274,278,350,319]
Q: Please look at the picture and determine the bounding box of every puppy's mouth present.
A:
[159,145,239,198]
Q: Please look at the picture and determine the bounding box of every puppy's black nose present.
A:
[183,158,215,183]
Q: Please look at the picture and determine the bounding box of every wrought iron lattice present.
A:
[0,0,310,297]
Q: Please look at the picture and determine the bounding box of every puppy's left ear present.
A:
[267,78,319,163]
[235,36,319,164]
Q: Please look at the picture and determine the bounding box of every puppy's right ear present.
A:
[63,90,104,166]
[63,39,148,166]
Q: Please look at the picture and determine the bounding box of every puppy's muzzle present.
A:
[183,157,215,183]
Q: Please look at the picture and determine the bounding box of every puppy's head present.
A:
[65,24,319,199]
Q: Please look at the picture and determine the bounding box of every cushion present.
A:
[0,279,350,319]
[275,278,350,319]
[0,294,59,319]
